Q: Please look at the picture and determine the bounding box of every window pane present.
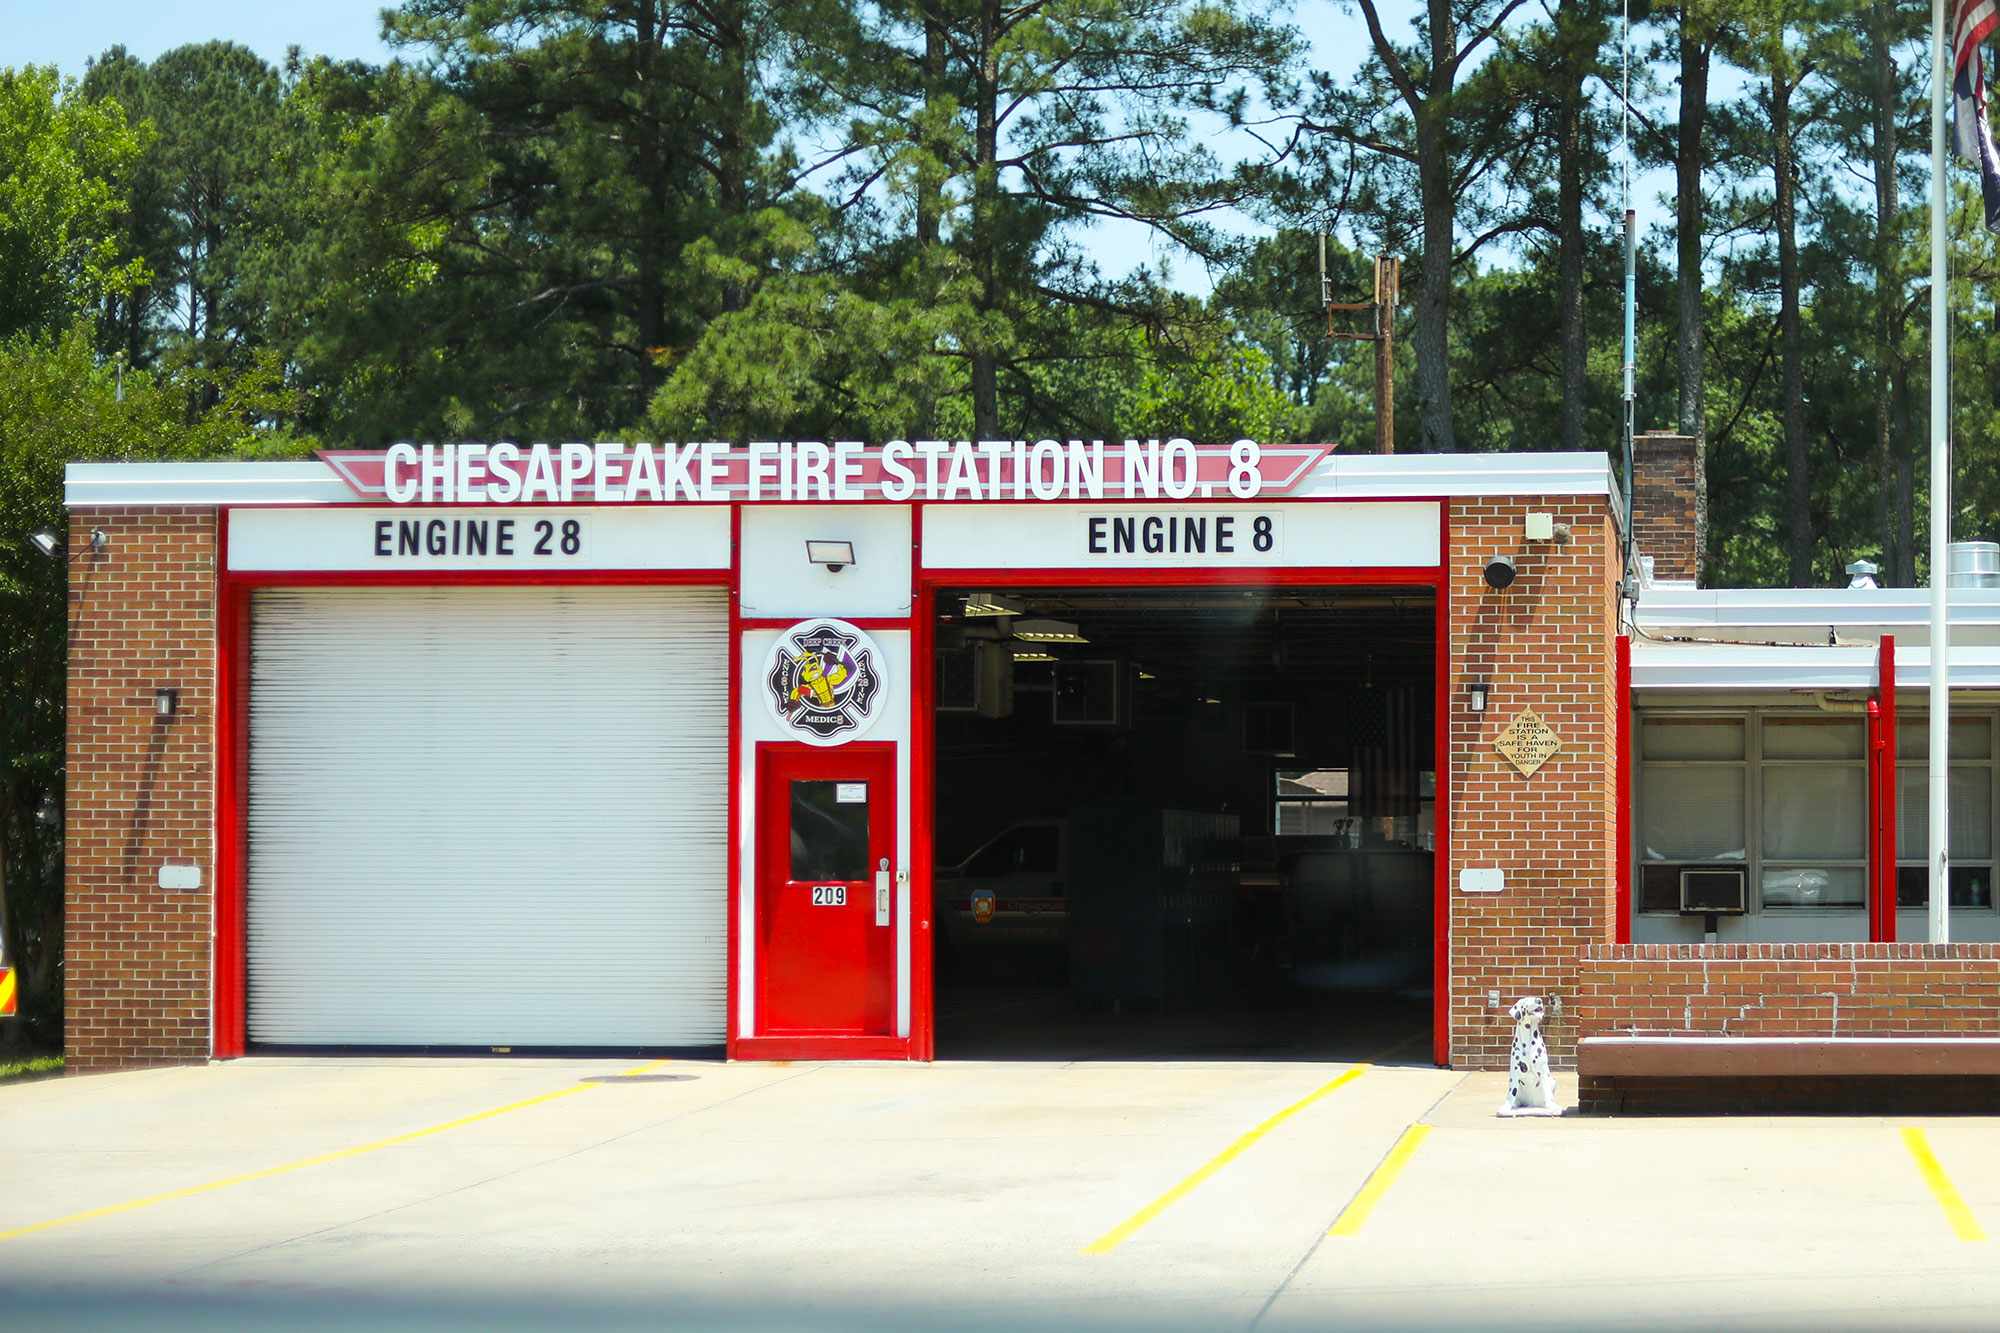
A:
[1897,865,1995,909]
[1763,717,1865,760]
[1763,766,1865,859]
[1896,766,1992,860]
[1641,766,1745,860]
[1640,718,1745,760]
[1897,716,1993,760]
[1761,865,1864,908]
[791,780,869,881]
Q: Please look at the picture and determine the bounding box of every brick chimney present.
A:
[1632,431,1705,586]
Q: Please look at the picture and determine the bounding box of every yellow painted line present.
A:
[1081,1065,1367,1254]
[1329,1123,1432,1237]
[1903,1127,1989,1242]
[0,1060,663,1244]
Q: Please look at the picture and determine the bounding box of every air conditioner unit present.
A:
[1052,660,1120,726]
[936,642,1012,717]
[1680,868,1746,915]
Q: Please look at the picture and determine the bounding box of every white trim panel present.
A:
[69,462,356,507]
[920,501,1441,570]
[229,505,731,571]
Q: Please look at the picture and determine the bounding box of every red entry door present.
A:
[756,743,897,1035]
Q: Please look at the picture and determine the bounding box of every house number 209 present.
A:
[811,885,847,906]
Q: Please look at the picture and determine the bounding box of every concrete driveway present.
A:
[2,1054,1997,1329]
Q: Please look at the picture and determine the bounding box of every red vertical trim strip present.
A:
[1615,633,1632,944]
[1880,634,1898,943]
[1868,698,1884,941]
[910,503,935,1061]
[1432,501,1451,1069]
[211,512,249,1058]
[725,504,744,1054]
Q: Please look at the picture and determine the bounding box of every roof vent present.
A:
[1846,559,1880,590]
[1948,542,2000,589]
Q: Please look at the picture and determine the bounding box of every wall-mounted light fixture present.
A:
[90,528,107,551]
[805,540,856,572]
[1467,681,1490,713]
[1011,648,1057,663]
[30,529,64,560]
[1482,555,1517,591]
[155,688,179,719]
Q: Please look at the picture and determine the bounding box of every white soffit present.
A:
[69,451,1620,508]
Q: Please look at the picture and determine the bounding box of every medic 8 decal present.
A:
[763,620,887,745]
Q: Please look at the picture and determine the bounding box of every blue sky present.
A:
[15,1,397,73]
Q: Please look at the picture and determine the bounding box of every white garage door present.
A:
[247,586,728,1047]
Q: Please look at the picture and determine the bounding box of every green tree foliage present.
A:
[82,42,287,379]
[656,0,1300,440]
[0,67,145,340]
[0,329,297,1048]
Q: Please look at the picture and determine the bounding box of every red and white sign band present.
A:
[318,439,1330,506]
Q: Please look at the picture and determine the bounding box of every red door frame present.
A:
[912,501,1454,1068]
[210,507,735,1058]
[741,741,902,1054]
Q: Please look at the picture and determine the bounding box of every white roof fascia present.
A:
[68,451,1622,508]
[1292,450,1617,501]
[1633,641,2000,691]
[67,462,356,507]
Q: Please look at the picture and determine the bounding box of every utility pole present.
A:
[1323,240,1400,454]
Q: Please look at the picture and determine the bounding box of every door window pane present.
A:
[1641,767,1745,860]
[791,780,869,880]
[1762,766,1865,860]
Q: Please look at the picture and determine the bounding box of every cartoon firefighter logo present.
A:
[764,620,886,744]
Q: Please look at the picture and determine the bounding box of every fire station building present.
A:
[60,434,2000,1103]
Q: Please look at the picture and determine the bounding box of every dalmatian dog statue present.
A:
[1496,995,1561,1117]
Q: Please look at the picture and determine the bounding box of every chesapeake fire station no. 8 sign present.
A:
[318,438,1328,504]
[763,620,887,745]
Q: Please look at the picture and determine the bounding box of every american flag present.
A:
[1956,0,2000,231]
[1350,686,1419,819]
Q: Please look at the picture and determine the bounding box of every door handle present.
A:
[875,858,891,926]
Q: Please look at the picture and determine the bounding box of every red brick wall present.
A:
[1577,943,2000,1037]
[65,508,216,1071]
[1446,497,1621,1069]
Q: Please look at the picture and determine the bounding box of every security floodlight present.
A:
[1482,555,1517,591]
[806,540,855,572]
[30,529,63,560]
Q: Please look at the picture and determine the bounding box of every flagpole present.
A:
[1930,0,1952,942]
